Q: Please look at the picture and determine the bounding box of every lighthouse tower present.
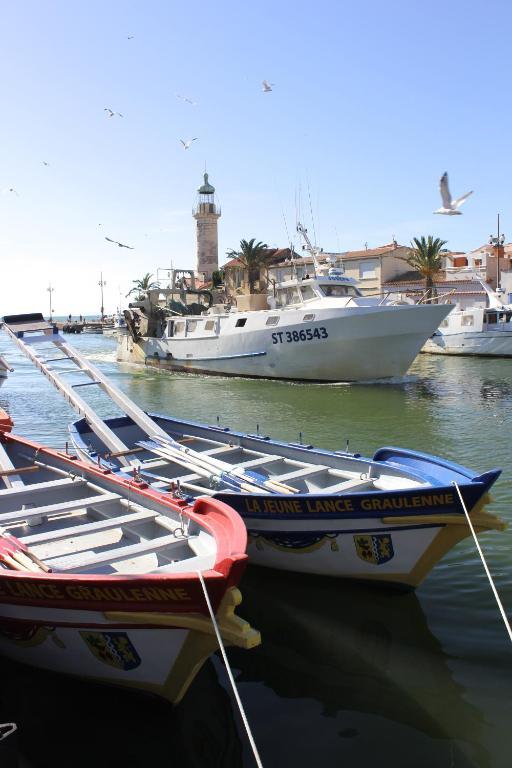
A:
[193,172,221,281]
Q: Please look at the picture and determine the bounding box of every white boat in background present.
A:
[119,226,451,382]
[0,408,258,704]
[423,278,512,357]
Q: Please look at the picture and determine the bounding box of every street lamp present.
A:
[98,272,107,322]
[46,283,55,322]
[489,214,505,290]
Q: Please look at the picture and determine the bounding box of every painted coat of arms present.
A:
[354,534,394,565]
[80,631,141,670]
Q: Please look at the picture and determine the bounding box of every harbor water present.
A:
[0,332,510,768]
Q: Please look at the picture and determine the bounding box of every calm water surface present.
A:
[0,333,510,768]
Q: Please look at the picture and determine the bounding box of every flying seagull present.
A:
[434,172,473,215]
[42,161,49,166]
[176,93,197,106]
[3,188,19,196]
[127,35,134,39]
[180,138,198,149]
[104,108,124,118]
[105,236,134,249]
[262,80,274,92]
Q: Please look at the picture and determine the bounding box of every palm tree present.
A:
[402,236,447,302]
[225,239,268,294]
[126,272,159,299]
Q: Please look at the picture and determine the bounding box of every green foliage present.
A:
[402,236,447,300]
[226,238,268,294]
[126,272,159,298]
[212,270,224,288]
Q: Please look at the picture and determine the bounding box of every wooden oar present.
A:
[149,435,298,495]
[138,441,272,495]
[0,531,51,572]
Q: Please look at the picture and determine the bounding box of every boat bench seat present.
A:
[47,532,187,572]
[0,492,121,527]
[21,508,159,546]
[273,465,330,482]
[320,477,375,494]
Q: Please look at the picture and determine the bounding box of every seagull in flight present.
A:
[42,161,49,166]
[127,35,134,39]
[3,188,19,196]
[104,108,124,118]
[176,93,197,106]
[180,138,198,149]
[262,80,274,92]
[105,236,134,249]
[434,172,473,215]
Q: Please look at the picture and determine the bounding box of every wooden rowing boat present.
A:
[0,410,259,703]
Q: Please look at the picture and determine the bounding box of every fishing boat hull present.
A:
[118,303,451,382]
[70,414,504,588]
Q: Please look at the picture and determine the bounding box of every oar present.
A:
[0,531,51,572]
[138,440,272,495]
[149,434,298,494]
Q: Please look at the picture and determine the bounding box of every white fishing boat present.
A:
[0,407,258,704]
[2,314,504,589]
[423,279,512,357]
[118,226,452,382]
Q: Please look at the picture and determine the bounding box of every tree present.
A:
[126,272,159,299]
[225,239,268,294]
[402,236,447,302]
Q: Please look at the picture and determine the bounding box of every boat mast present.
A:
[296,222,319,277]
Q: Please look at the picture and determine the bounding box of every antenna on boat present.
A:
[296,222,319,277]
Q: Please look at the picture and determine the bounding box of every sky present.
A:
[1,0,511,316]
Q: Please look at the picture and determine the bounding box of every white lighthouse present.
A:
[193,172,221,281]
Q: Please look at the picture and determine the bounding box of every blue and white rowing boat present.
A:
[2,314,505,589]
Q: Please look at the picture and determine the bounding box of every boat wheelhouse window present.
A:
[300,284,316,301]
[286,287,301,304]
[461,315,474,327]
[235,318,247,327]
[440,318,450,328]
[318,284,359,297]
[303,313,315,322]
[187,320,199,332]
[487,313,497,324]
[266,316,279,326]
[204,320,215,331]
[174,321,185,333]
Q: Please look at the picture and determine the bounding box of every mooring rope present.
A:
[197,571,263,768]
[453,481,512,643]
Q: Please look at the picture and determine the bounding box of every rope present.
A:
[197,571,263,768]
[452,481,512,643]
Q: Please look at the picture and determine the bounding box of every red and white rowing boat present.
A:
[0,410,259,703]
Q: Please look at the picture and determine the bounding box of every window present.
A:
[319,284,360,298]
[286,287,300,304]
[300,285,316,301]
[174,321,185,334]
[235,318,247,327]
[359,259,378,279]
[266,316,279,326]
[303,313,315,322]
[234,269,242,288]
[187,320,198,332]
[295,265,305,279]
[440,318,450,328]
[461,315,474,327]
[205,320,215,331]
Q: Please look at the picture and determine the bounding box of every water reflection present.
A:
[0,657,242,768]
[230,567,489,768]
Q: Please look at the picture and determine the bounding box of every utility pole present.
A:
[489,214,505,290]
[98,272,107,322]
[47,283,54,322]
